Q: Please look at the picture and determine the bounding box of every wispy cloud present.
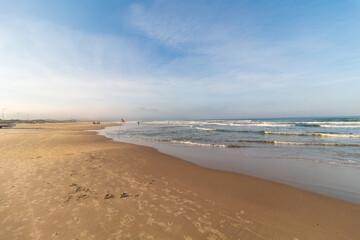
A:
[126,1,360,91]
[0,17,166,119]
[1,1,360,119]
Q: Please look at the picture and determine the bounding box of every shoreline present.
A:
[98,125,360,204]
[1,122,359,239]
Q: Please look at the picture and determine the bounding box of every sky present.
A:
[0,0,359,120]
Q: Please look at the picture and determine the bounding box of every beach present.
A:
[0,123,359,239]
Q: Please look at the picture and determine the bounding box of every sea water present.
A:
[98,117,360,203]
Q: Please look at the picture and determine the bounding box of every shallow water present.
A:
[98,117,360,203]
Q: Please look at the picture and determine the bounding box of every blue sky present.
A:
[0,0,359,120]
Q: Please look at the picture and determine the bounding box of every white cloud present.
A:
[1,1,360,120]
[0,17,168,119]
[127,1,360,92]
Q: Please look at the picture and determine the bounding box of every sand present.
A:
[0,122,359,240]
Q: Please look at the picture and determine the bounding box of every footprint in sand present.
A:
[65,183,97,202]
[120,192,129,198]
[104,194,114,199]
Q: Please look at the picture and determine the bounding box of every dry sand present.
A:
[0,122,359,240]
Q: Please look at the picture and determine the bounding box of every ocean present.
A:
[98,117,360,203]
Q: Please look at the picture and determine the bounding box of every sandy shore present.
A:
[0,123,359,239]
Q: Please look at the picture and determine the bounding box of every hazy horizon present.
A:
[3,115,360,123]
[1,0,360,120]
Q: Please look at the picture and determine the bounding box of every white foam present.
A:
[314,133,360,138]
[195,127,215,131]
[170,140,227,148]
[272,141,360,147]
[207,122,292,127]
[295,121,360,125]
[320,125,360,128]
[264,131,360,138]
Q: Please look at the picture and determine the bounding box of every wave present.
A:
[195,127,215,131]
[231,122,360,128]
[207,122,292,127]
[264,131,360,138]
[295,121,360,125]
[158,140,247,148]
[160,139,360,148]
[181,127,360,139]
[168,140,227,148]
[295,123,321,127]
[202,122,360,128]
[272,141,360,147]
[237,140,360,147]
[195,127,265,134]
[227,145,248,148]
[319,118,360,122]
[195,127,360,138]
[145,121,196,125]
[320,125,360,128]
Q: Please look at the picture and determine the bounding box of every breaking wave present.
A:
[168,140,227,148]
[264,131,360,138]
[237,140,360,147]
[158,140,247,148]
[195,127,215,131]
[295,123,321,127]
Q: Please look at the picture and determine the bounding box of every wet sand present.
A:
[0,123,359,239]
